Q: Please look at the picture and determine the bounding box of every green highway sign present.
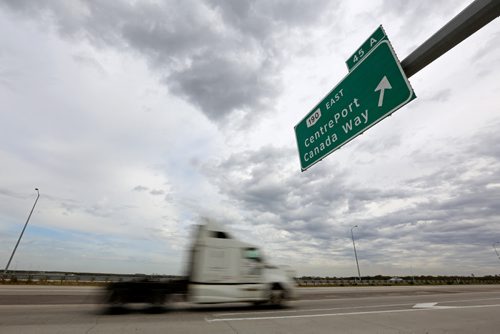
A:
[346,25,387,71]
[294,37,415,171]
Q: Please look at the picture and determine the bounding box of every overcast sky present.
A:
[1,0,499,277]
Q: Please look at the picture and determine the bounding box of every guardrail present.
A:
[2,271,500,286]
[296,278,500,286]
[0,271,181,285]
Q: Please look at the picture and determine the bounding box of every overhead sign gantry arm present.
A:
[402,0,500,78]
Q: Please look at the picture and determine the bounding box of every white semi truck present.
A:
[106,221,296,307]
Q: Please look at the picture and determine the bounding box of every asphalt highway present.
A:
[1,284,500,333]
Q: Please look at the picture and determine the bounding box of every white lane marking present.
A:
[299,291,500,303]
[413,302,437,308]
[413,302,455,309]
[215,302,414,317]
[205,303,500,322]
[214,297,500,317]
[413,302,457,309]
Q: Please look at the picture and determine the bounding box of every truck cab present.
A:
[187,221,296,305]
[105,220,296,307]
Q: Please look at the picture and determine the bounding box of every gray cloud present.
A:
[132,185,148,192]
[469,121,500,159]
[424,88,452,103]
[72,53,106,74]
[2,0,499,277]
[379,0,455,17]
[471,32,500,62]
[150,189,165,196]
[201,121,500,273]
[378,0,468,32]
[1,0,331,124]
[353,132,403,155]
[377,0,471,57]
[0,67,21,91]
[167,54,279,122]
[0,187,29,199]
[59,199,136,220]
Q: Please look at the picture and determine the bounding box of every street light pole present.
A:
[3,188,40,275]
[351,225,361,282]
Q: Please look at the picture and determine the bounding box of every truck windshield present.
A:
[211,231,231,239]
[244,248,262,262]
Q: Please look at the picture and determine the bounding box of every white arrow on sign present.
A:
[374,76,392,107]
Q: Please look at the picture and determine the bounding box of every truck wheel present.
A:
[269,286,285,307]
[108,291,123,305]
[106,291,127,313]
[150,294,166,306]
